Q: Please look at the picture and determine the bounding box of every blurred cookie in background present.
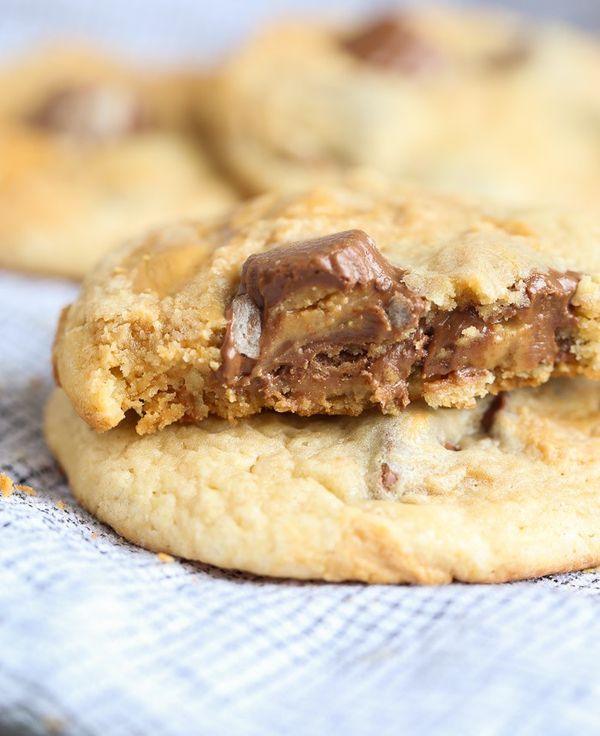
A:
[197,7,600,209]
[0,46,236,278]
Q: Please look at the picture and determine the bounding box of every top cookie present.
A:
[198,8,600,208]
[0,46,236,278]
[53,175,600,434]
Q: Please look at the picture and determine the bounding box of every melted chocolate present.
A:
[423,270,579,379]
[220,230,425,411]
[220,229,580,416]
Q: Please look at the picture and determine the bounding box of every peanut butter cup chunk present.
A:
[220,229,425,414]
[53,176,600,433]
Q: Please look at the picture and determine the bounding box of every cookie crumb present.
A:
[0,474,14,497]
[90,531,98,540]
[56,500,69,511]
[15,483,37,495]
[157,552,175,563]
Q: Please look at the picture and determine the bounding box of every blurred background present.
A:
[1,0,599,62]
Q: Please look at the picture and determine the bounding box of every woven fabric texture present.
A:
[2,270,600,736]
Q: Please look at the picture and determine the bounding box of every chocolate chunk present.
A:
[481,394,506,434]
[343,16,442,74]
[220,230,425,410]
[423,270,579,380]
[241,229,401,309]
[443,442,461,451]
[219,231,580,419]
[28,85,148,142]
[381,462,399,491]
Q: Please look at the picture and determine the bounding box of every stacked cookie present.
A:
[22,8,600,582]
[46,173,600,583]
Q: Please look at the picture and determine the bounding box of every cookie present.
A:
[198,8,600,208]
[0,46,236,278]
[52,175,600,434]
[44,377,600,583]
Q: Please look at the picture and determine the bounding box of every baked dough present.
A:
[0,46,235,278]
[44,378,600,583]
[197,8,600,208]
[52,175,600,433]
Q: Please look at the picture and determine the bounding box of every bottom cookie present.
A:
[45,381,600,584]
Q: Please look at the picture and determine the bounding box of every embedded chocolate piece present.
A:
[423,270,579,379]
[380,462,399,491]
[220,229,425,411]
[220,230,580,418]
[343,17,442,74]
[481,394,506,434]
[28,85,148,142]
